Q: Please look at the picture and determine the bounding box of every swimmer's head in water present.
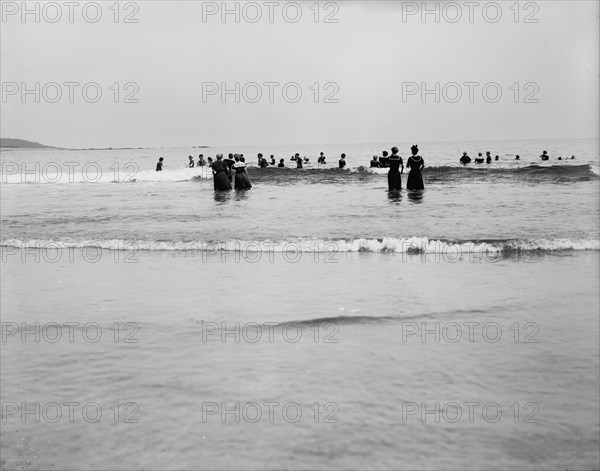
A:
[391,147,398,154]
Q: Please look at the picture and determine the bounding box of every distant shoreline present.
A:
[0,138,211,150]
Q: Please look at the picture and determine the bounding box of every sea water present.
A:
[1,139,599,470]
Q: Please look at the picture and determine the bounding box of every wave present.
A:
[2,237,598,254]
[1,163,597,184]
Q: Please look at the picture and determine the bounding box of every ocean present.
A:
[1,138,599,470]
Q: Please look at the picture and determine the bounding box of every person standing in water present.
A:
[278,159,285,168]
[339,154,347,169]
[197,155,206,167]
[380,151,390,168]
[296,156,303,169]
[156,157,164,171]
[460,152,471,165]
[212,154,232,191]
[540,150,549,161]
[370,155,380,167]
[224,154,236,183]
[233,156,252,190]
[406,145,425,190]
[188,156,195,168]
[387,147,403,191]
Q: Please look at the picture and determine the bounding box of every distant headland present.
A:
[0,138,58,149]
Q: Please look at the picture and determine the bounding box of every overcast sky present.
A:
[1,0,598,148]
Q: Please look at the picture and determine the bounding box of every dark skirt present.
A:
[234,172,252,190]
[406,171,424,190]
[213,172,232,191]
[388,170,402,190]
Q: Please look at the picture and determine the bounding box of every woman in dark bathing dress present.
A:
[233,157,252,190]
[388,146,403,191]
[212,154,232,191]
[406,144,425,190]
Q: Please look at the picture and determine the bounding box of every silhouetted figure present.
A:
[460,152,471,165]
[156,157,164,171]
[318,152,326,164]
[188,156,195,168]
[571,155,576,160]
[475,153,484,164]
[270,155,276,166]
[495,155,499,161]
[296,157,303,169]
[540,150,549,161]
[212,154,232,191]
[486,152,492,164]
[370,155,380,168]
[406,144,425,190]
[197,154,206,167]
[207,157,213,168]
[278,159,285,168]
[515,155,520,160]
[380,151,390,168]
[233,156,252,190]
[224,154,236,183]
[387,147,403,191]
[339,153,347,169]
[558,157,562,160]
